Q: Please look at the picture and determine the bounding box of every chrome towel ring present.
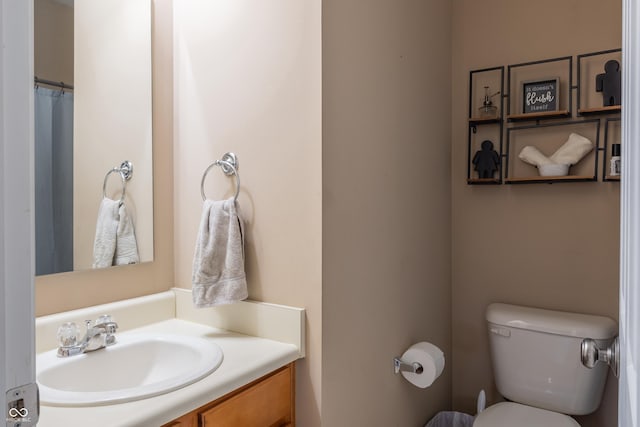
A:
[103,161,133,205]
[201,152,240,202]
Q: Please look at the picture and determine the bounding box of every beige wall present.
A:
[34,0,73,85]
[73,0,154,269]
[36,0,174,315]
[34,2,624,426]
[322,1,452,425]
[171,1,322,425]
[451,2,621,427]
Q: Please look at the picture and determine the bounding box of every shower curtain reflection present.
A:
[34,87,73,275]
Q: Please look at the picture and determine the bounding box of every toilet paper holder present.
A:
[393,357,423,375]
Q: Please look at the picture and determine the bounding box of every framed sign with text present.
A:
[522,78,559,114]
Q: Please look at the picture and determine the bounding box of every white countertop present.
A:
[37,318,299,427]
[35,290,305,426]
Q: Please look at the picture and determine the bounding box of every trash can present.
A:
[425,411,475,427]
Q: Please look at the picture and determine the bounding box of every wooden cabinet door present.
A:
[161,412,196,427]
[200,365,294,427]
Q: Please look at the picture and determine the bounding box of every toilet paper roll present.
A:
[400,342,445,389]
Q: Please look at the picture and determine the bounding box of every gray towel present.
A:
[192,198,247,307]
[92,198,139,268]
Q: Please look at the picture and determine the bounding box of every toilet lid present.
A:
[473,402,581,427]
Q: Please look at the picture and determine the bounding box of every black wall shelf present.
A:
[603,117,622,182]
[577,49,622,116]
[506,56,573,119]
[466,49,621,185]
[504,119,600,183]
[467,66,504,185]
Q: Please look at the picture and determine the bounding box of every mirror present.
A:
[34,0,154,275]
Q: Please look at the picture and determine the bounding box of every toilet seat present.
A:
[473,402,580,427]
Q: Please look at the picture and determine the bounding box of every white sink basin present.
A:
[37,333,223,406]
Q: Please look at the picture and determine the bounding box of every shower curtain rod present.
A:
[34,77,74,90]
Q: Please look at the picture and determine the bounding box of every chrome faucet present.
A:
[56,315,118,357]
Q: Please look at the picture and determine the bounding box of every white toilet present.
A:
[473,303,618,427]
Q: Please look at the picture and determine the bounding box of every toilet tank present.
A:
[486,303,617,415]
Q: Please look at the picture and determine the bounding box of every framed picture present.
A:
[522,78,560,114]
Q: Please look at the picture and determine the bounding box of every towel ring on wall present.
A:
[201,152,240,202]
[103,160,133,205]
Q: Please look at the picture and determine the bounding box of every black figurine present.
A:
[595,59,621,106]
[473,140,500,179]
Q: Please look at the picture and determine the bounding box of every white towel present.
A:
[550,133,594,165]
[192,198,247,307]
[92,198,120,268]
[518,133,594,168]
[518,146,554,167]
[114,203,140,265]
[92,198,139,268]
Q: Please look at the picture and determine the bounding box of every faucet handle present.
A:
[56,322,79,347]
[94,314,118,333]
[94,315,113,325]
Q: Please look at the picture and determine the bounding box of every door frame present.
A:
[619,1,640,426]
[1,0,36,424]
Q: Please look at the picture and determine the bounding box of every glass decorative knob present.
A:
[56,322,79,347]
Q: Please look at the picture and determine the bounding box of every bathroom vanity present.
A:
[163,363,294,427]
[35,290,305,427]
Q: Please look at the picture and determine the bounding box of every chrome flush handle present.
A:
[581,336,619,378]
